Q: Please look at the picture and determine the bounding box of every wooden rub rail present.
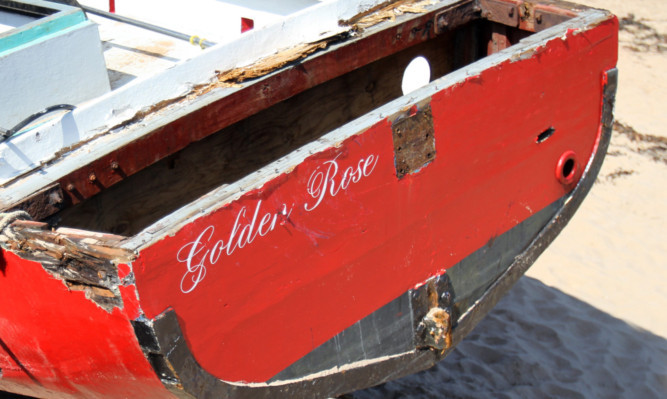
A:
[0,218,133,311]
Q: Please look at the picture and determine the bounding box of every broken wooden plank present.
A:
[1,219,133,311]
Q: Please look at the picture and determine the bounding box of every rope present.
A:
[0,211,32,249]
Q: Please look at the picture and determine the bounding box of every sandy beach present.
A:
[350,1,667,397]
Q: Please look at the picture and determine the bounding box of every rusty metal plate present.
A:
[392,105,436,179]
[479,0,520,27]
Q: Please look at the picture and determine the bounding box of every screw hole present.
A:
[536,127,555,143]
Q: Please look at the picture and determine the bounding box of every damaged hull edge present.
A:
[0,1,617,398]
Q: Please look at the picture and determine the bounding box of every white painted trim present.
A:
[121,9,610,251]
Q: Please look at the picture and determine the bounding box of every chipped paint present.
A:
[0,219,133,311]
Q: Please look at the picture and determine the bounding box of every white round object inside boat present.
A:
[401,56,431,95]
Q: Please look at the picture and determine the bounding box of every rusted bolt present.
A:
[261,84,270,96]
[418,307,452,352]
[110,161,119,171]
[66,183,75,191]
[440,291,452,303]
[88,173,97,183]
[98,270,107,279]
[49,192,63,205]
[437,15,449,30]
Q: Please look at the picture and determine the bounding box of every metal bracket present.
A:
[478,0,520,27]
[418,307,452,351]
[413,275,454,353]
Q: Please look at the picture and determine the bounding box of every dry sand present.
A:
[351,1,667,397]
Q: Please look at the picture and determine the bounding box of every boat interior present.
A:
[0,0,584,241]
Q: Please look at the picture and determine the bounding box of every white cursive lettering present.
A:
[178,200,292,293]
[304,154,379,212]
[178,152,378,294]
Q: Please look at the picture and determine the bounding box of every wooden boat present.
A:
[0,0,617,397]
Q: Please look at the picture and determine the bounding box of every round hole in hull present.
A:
[556,150,578,185]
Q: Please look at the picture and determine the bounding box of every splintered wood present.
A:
[215,1,434,84]
[2,220,133,311]
[344,0,435,30]
[215,42,328,83]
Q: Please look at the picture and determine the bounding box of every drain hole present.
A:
[536,127,555,143]
[556,150,578,185]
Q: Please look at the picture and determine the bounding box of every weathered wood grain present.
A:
[3,220,132,310]
[54,29,465,235]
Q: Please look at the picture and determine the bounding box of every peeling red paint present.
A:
[0,251,168,398]
[119,284,143,320]
[117,262,132,281]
